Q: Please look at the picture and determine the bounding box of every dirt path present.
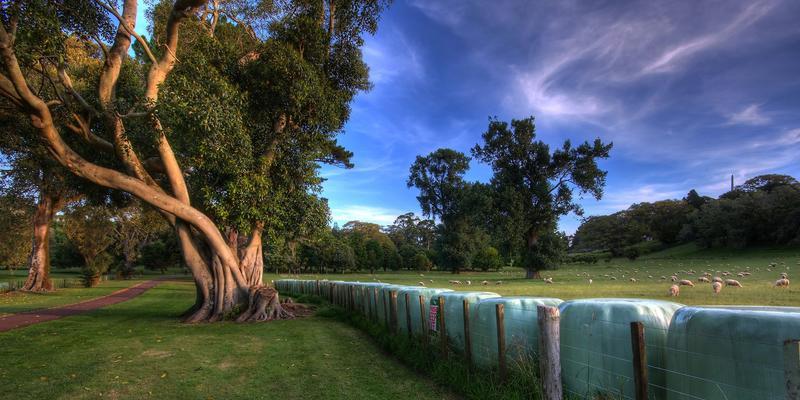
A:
[0,278,169,332]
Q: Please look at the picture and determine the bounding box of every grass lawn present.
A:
[0,279,154,318]
[0,282,457,400]
[267,245,800,307]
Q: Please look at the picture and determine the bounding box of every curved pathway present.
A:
[0,278,169,332]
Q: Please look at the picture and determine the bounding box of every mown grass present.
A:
[267,246,800,307]
[0,279,153,318]
[0,282,458,400]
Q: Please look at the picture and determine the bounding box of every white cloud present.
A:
[363,28,424,85]
[641,1,776,74]
[726,104,770,126]
[330,205,403,227]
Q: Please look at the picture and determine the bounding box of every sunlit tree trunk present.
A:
[21,192,56,292]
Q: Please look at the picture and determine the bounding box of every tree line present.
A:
[571,174,800,260]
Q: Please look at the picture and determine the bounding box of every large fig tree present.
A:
[0,0,385,321]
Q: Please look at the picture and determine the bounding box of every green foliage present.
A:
[472,116,611,274]
[63,205,115,287]
[473,246,502,271]
[0,193,32,269]
[412,252,433,271]
[407,148,471,220]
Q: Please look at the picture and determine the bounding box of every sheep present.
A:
[481,280,489,285]
[669,285,680,297]
[630,278,637,283]
[737,273,745,277]
[712,282,722,294]
[495,281,503,285]
[588,279,593,285]
[418,281,426,287]
[725,279,743,288]
[610,276,617,281]
[775,278,790,288]
[449,280,462,285]
[671,275,679,282]
[660,276,667,280]
[544,277,554,284]
[781,272,788,279]
[466,280,472,285]
[429,279,434,283]
[712,277,723,283]
[679,279,695,287]
[722,272,731,276]
[698,276,710,283]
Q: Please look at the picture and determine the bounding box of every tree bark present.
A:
[239,224,264,287]
[22,193,56,292]
[524,229,542,279]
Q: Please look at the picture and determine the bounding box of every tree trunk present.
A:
[22,193,55,292]
[524,229,542,280]
[239,225,264,287]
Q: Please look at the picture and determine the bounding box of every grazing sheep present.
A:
[466,280,472,285]
[679,279,695,287]
[449,280,462,285]
[725,279,743,288]
[698,276,710,283]
[429,279,434,283]
[671,275,679,282]
[661,276,667,280]
[544,277,554,284]
[781,273,788,279]
[418,281,426,287]
[495,281,503,285]
[610,276,617,281]
[722,272,731,276]
[712,277,723,283]
[648,275,653,279]
[775,278,790,288]
[481,280,489,285]
[712,282,722,294]
[669,285,680,297]
[630,278,637,282]
[588,279,593,285]
[737,273,745,277]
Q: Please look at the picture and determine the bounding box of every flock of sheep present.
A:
[400,262,794,298]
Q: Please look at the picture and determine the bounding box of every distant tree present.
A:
[628,200,693,244]
[407,149,471,220]
[0,193,33,270]
[472,116,611,278]
[412,252,432,271]
[685,189,712,210]
[111,202,170,279]
[738,174,799,193]
[473,246,501,271]
[64,205,116,287]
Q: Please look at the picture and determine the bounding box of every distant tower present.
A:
[731,174,734,191]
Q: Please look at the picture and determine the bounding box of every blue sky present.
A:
[137,1,800,234]
[317,0,800,233]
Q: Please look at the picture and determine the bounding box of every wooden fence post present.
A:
[383,291,389,327]
[439,296,448,358]
[390,291,399,334]
[419,295,428,344]
[496,303,506,380]
[463,299,472,369]
[372,288,378,321]
[405,293,412,337]
[786,339,800,400]
[315,280,320,296]
[537,305,563,400]
[330,283,335,304]
[631,322,649,400]
[349,286,355,312]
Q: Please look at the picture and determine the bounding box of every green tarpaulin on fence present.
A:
[396,287,454,336]
[559,298,683,400]
[437,291,500,353]
[665,306,800,400]
[470,297,564,370]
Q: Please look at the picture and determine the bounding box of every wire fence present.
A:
[275,279,800,400]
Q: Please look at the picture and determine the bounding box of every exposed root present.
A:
[236,285,295,322]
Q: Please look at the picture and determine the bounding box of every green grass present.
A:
[0,282,457,400]
[267,246,800,307]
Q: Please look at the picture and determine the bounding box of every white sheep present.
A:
[418,281,426,287]
[712,281,722,294]
[679,279,694,287]
[588,279,593,285]
[671,275,679,282]
[481,280,489,285]
[669,285,680,297]
[775,278,790,288]
[544,277,554,284]
[630,278,637,283]
[495,281,503,285]
[725,279,742,288]
[712,277,723,283]
[466,280,472,285]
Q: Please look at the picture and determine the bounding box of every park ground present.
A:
[272,244,800,307]
[0,244,798,399]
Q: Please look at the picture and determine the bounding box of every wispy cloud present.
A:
[726,104,770,126]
